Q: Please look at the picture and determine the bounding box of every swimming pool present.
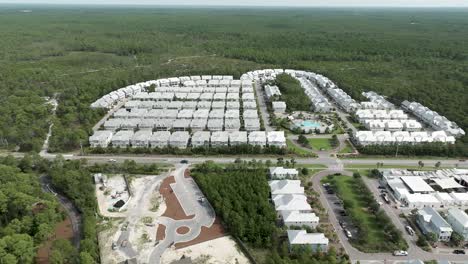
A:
[300,120,321,128]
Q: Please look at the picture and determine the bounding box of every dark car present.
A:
[180,160,189,164]
[453,249,465,254]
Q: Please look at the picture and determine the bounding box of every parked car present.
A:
[345,229,352,238]
[339,220,346,228]
[180,159,189,164]
[393,250,408,256]
[405,225,415,236]
[378,186,386,189]
[453,249,465,254]
[381,193,390,204]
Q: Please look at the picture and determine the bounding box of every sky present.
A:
[2,0,468,7]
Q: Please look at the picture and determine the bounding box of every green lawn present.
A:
[321,175,407,252]
[308,138,333,151]
[339,141,355,154]
[287,139,316,157]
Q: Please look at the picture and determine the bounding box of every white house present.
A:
[169,131,190,149]
[446,208,468,241]
[272,101,287,113]
[416,207,453,242]
[269,167,299,179]
[273,194,312,212]
[248,131,266,147]
[130,130,152,148]
[111,131,134,148]
[229,131,248,145]
[269,180,304,197]
[281,211,319,229]
[267,131,286,147]
[89,131,113,148]
[211,131,229,147]
[208,119,223,131]
[244,119,260,131]
[150,131,171,148]
[287,230,328,252]
[191,131,211,147]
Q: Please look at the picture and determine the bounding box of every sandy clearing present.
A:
[161,236,250,264]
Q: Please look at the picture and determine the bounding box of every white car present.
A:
[393,250,408,256]
[345,230,352,238]
[108,159,117,163]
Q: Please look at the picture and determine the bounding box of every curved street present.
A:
[148,164,216,264]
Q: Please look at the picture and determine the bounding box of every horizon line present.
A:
[1,2,468,8]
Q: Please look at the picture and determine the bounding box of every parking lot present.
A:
[322,183,359,240]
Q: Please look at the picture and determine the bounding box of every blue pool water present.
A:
[300,120,321,128]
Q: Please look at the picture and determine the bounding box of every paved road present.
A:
[148,164,216,264]
[23,151,468,170]
[254,79,273,131]
[311,170,468,263]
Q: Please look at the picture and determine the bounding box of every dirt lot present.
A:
[156,224,166,241]
[159,176,195,220]
[36,217,74,264]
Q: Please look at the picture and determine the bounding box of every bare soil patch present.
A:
[156,224,166,241]
[159,176,194,220]
[176,226,190,235]
[36,217,74,264]
[175,217,225,249]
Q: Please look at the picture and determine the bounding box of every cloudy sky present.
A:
[1,0,468,7]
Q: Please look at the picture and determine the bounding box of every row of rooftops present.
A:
[89,130,286,148]
[113,108,259,120]
[103,117,259,131]
[131,91,255,102]
[361,91,395,110]
[362,119,423,132]
[264,85,282,99]
[125,100,257,110]
[355,109,409,120]
[268,177,328,249]
[402,100,465,138]
[354,130,456,145]
[380,169,468,208]
[297,77,332,113]
[91,84,143,109]
[90,76,253,109]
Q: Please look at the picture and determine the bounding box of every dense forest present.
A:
[193,161,351,264]
[274,74,311,112]
[0,155,63,264]
[0,6,467,155]
[192,161,277,247]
